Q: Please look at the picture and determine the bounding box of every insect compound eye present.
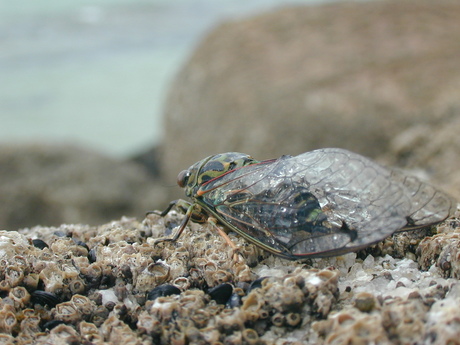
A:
[177,170,191,188]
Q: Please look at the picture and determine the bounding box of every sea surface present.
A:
[1,0,338,158]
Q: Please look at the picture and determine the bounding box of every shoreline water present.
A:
[0,0,327,158]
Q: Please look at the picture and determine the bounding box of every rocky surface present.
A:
[160,0,460,194]
[0,143,166,230]
[0,205,455,344]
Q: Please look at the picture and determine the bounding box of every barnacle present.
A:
[19,313,41,338]
[0,334,14,344]
[49,237,89,257]
[190,309,210,328]
[79,321,102,343]
[69,277,86,295]
[271,312,285,327]
[242,328,259,344]
[70,294,95,318]
[0,280,10,293]
[47,323,81,343]
[167,257,188,278]
[0,309,17,335]
[180,290,207,311]
[148,296,181,322]
[417,228,460,278]
[80,262,103,289]
[353,292,377,313]
[53,301,81,324]
[5,266,24,288]
[171,277,191,290]
[9,287,30,309]
[37,263,65,294]
[135,261,170,292]
[215,308,246,334]
[241,289,266,322]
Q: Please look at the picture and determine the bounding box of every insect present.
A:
[156,148,456,259]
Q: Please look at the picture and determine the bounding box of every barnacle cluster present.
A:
[0,212,339,344]
[417,211,460,278]
[137,266,338,345]
[312,280,458,345]
[0,207,456,344]
[362,227,434,261]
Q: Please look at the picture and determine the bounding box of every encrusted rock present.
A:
[313,308,391,344]
[0,196,452,344]
[424,291,460,344]
[417,210,460,278]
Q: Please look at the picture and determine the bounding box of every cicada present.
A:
[157,148,456,259]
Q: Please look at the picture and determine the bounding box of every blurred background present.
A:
[1,0,459,230]
[1,0,322,158]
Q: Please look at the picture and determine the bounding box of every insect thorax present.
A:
[185,152,259,197]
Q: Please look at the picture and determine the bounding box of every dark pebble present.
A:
[247,277,268,293]
[31,290,61,308]
[208,283,233,305]
[42,320,66,331]
[147,284,181,301]
[88,248,97,263]
[73,238,90,251]
[32,239,49,250]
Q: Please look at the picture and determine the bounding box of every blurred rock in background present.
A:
[383,106,460,199]
[159,0,460,201]
[0,144,166,230]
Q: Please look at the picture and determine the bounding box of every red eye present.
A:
[177,170,190,188]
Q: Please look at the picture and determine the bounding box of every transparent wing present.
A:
[389,169,456,229]
[199,148,455,258]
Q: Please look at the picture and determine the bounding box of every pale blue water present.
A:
[0,0,334,158]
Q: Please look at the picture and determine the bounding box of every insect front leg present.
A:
[147,199,196,243]
[146,199,192,217]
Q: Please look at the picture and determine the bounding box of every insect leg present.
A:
[154,203,195,244]
[146,199,192,217]
[208,217,243,262]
